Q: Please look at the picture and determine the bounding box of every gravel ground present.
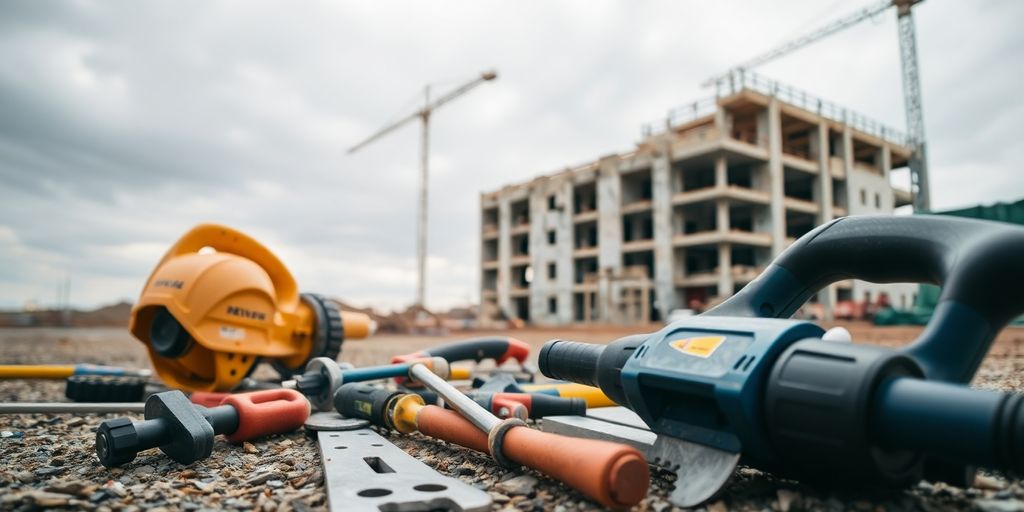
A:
[2,326,1024,511]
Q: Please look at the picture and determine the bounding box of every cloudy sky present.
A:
[1,0,1022,311]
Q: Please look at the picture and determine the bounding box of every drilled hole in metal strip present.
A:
[414,484,447,492]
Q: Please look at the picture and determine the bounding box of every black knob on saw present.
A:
[149,307,193,358]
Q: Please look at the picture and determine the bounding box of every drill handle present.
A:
[218,389,310,443]
[708,215,1024,383]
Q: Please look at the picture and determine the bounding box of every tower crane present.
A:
[348,70,498,307]
[703,0,929,211]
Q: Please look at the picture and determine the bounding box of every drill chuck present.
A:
[538,340,603,388]
[539,335,649,407]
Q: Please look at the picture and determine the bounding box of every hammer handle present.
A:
[220,389,310,443]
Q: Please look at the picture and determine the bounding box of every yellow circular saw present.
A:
[129,224,373,392]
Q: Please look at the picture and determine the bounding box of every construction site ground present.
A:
[2,324,1024,512]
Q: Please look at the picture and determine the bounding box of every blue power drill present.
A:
[539,215,1024,492]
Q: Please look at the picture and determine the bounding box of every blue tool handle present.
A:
[708,215,1024,383]
[341,363,412,382]
[74,364,128,376]
[871,377,1024,473]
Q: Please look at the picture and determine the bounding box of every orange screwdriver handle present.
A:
[501,426,649,509]
[416,405,491,453]
[220,389,310,443]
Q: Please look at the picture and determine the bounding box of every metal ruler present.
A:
[317,428,491,512]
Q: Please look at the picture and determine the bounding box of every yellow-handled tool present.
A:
[0,364,152,380]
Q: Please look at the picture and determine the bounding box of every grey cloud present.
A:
[0,0,1021,310]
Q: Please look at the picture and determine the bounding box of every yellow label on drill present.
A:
[356,400,373,417]
[670,336,726,358]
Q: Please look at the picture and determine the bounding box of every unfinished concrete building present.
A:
[480,72,916,326]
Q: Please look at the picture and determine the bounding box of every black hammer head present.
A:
[95,390,215,467]
[146,390,215,465]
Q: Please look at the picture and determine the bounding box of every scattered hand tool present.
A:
[475,373,616,408]
[391,336,531,386]
[0,402,146,414]
[315,428,491,512]
[539,215,1024,506]
[542,407,738,507]
[0,363,151,379]
[408,388,585,419]
[392,336,530,366]
[128,223,375,392]
[405,362,649,509]
[283,356,452,411]
[66,375,149,403]
[96,388,309,467]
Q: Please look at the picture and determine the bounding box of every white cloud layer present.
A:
[1,0,1022,310]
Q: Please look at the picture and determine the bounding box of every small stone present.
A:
[66,417,86,427]
[489,492,511,504]
[26,491,72,507]
[194,481,213,492]
[46,480,93,497]
[225,498,254,509]
[279,439,294,448]
[89,491,109,503]
[243,442,258,454]
[777,489,799,512]
[1,430,24,438]
[975,474,1007,491]
[245,473,281,486]
[34,466,66,477]
[132,465,155,475]
[266,480,284,489]
[103,481,127,498]
[261,499,278,512]
[495,475,538,496]
[707,501,728,512]
[976,499,1024,512]
[13,470,35,483]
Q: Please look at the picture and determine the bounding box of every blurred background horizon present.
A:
[1,0,1022,313]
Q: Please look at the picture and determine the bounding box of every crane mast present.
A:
[896,1,929,210]
[703,0,929,211]
[348,70,498,307]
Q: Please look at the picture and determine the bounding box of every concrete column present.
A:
[881,145,892,181]
[651,150,675,319]
[714,103,727,141]
[527,187,546,324]
[842,127,854,209]
[767,99,786,256]
[716,200,729,234]
[496,194,512,317]
[813,123,833,224]
[596,156,623,321]
[715,155,727,188]
[556,180,574,324]
[813,123,836,321]
[718,243,734,298]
